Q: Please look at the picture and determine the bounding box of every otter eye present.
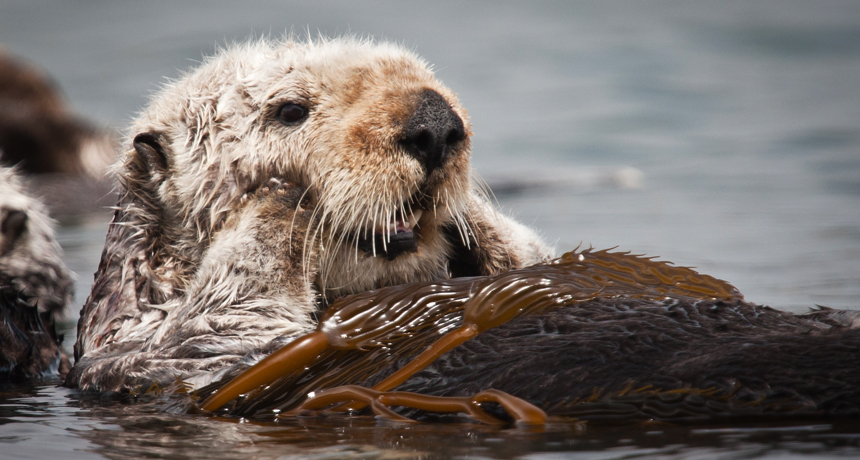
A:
[277,103,308,124]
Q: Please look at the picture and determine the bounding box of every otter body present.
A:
[68,37,551,392]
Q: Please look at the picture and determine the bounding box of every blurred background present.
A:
[1,0,859,323]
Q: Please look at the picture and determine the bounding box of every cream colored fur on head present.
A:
[69,36,552,393]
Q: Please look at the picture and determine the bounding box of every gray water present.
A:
[2,1,860,458]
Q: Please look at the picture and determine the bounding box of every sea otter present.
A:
[0,166,73,380]
[67,37,552,392]
[67,37,860,424]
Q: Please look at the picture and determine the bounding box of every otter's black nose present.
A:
[401,89,465,174]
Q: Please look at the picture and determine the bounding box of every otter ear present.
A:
[132,133,168,172]
[128,132,170,187]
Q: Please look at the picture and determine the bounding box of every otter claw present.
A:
[266,177,284,190]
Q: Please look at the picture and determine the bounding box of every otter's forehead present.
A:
[136,39,439,128]
[272,39,429,78]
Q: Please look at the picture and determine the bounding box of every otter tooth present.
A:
[407,209,423,228]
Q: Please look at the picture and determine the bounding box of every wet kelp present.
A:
[196,248,860,423]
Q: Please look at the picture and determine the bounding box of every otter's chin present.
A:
[357,230,419,261]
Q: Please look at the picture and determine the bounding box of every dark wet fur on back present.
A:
[390,299,860,421]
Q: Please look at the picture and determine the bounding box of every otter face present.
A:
[126,39,474,300]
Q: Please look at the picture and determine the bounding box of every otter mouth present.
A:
[357,209,424,261]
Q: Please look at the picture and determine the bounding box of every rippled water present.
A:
[5,383,860,460]
[6,379,860,460]
[2,0,860,458]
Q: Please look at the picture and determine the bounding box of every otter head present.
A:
[71,38,551,390]
[122,38,475,302]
